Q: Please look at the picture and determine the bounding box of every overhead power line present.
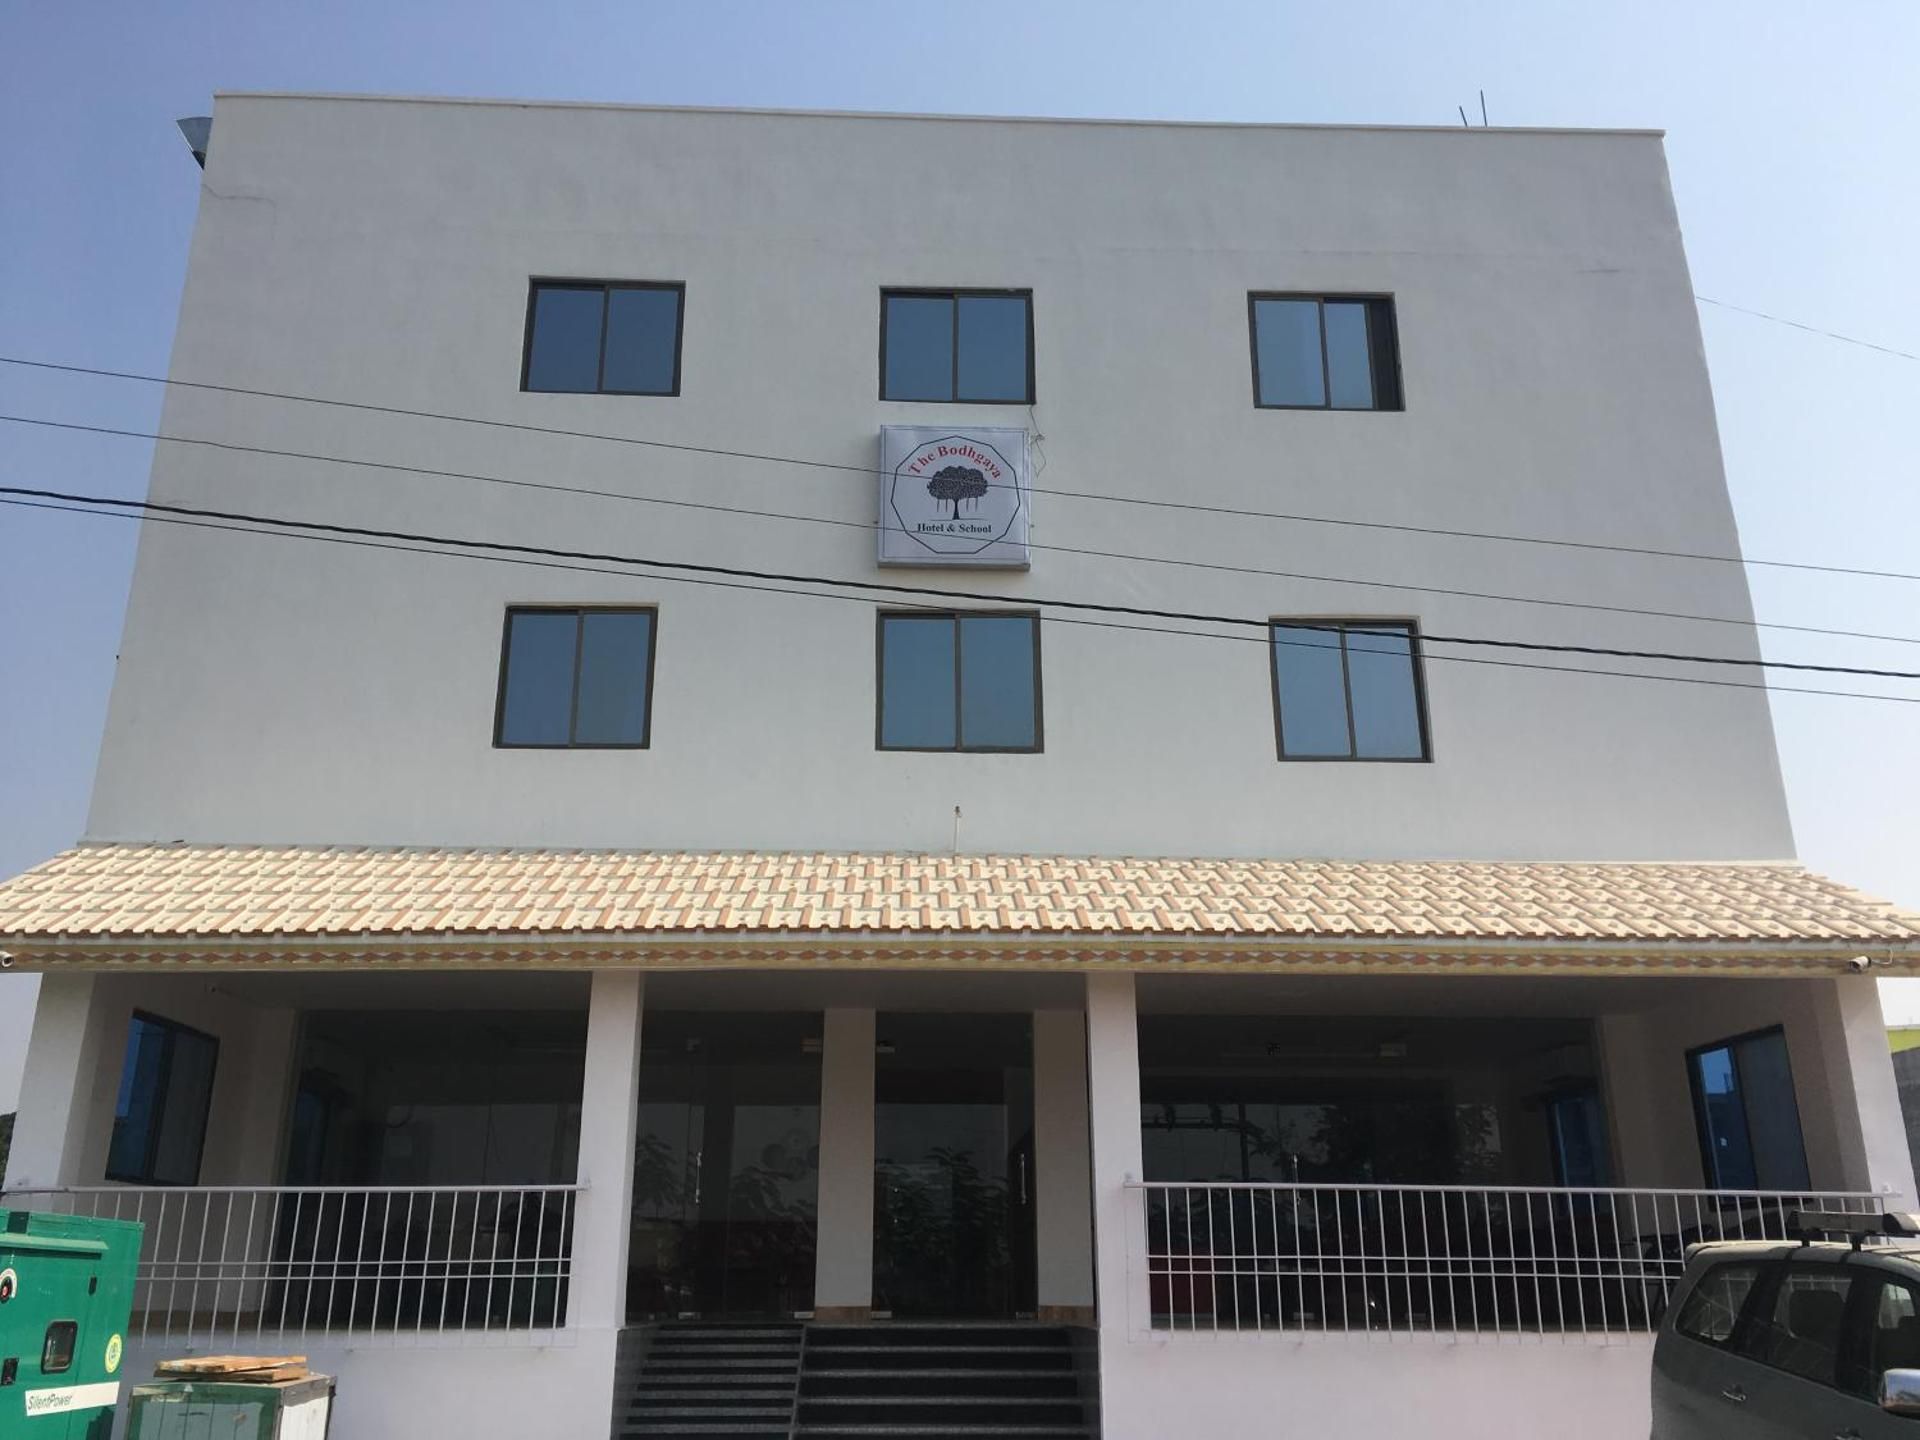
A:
[3,353,1913,583]
[9,492,1916,710]
[1695,295,1920,364]
[10,410,1916,650]
[6,484,1920,696]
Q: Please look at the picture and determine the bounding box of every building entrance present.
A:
[872,1013,1036,1318]
[626,1012,822,1320]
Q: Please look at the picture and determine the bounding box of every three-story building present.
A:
[4,94,1918,1439]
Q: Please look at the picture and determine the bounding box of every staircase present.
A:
[613,1322,805,1439]
[796,1324,1095,1438]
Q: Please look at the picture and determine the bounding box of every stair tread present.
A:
[802,1405,1090,1413]
[806,1368,1073,1378]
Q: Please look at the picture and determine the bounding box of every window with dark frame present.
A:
[40,1321,77,1375]
[495,606,658,748]
[105,1012,218,1186]
[1269,620,1429,761]
[1250,294,1402,410]
[877,612,1041,752]
[522,280,684,395]
[1687,1026,1811,1191]
[881,290,1034,403]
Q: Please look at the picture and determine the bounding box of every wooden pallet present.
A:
[155,1354,311,1384]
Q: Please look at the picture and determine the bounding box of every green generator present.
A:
[0,1208,143,1439]
[127,1374,334,1439]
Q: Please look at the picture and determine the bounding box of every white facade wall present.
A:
[84,95,1792,863]
[20,96,1877,1440]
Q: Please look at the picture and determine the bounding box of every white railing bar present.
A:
[5,1184,589,1196]
[1125,1180,1884,1199]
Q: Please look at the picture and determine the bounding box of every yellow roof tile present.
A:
[0,844,1914,962]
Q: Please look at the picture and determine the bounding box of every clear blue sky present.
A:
[2,0,1918,1089]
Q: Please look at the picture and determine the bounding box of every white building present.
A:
[4,94,1919,1439]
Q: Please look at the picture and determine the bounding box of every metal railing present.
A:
[4,1184,582,1345]
[1132,1181,1886,1342]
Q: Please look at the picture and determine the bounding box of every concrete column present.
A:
[1812,976,1916,1203]
[1033,1008,1094,1322]
[1595,1013,1679,1186]
[568,971,644,1334]
[226,1006,299,1184]
[4,973,108,1189]
[813,1007,876,1320]
[1085,973,1146,1373]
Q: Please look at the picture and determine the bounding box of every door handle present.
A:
[1719,1384,1746,1404]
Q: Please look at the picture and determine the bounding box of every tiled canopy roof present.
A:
[0,844,1916,973]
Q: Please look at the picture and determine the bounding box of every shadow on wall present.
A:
[0,974,39,1116]
[1891,1046,1920,1181]
[0,1113,12,1180]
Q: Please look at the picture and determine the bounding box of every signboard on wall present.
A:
[877,426,1031,569]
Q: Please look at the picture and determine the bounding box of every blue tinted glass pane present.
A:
[499,612,579,745]
[956,296,1029,402]
[574,611,653,744]
[1272,625,1349,756]
[108,1018,166,1179]
[602,288,680,394]
[1736,1032,1810,1190]
[1694,1046,1758,1190]
[1254,300,1326,406]
[1324,301,1376,410]
[881,617,957,748]
[526,287,605,392]
[884,296,955,401]
[958,616,1037,749]
[1346,626,1423,757]
[152,1027,216,1185]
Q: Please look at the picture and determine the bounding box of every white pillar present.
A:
[1033,1007,1094,1321]
[813,1007,876,1320]
[569,971,644,1334]
[1085,973,1146,1386]
[1595,1012,1678,1186]
[5,973,108,1189]
[1815,976,1916,1203]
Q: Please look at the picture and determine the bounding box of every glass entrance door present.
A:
[627,1013,822,1320]
[872,1014,1035,1319]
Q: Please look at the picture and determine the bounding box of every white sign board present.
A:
[877,426,1031,569]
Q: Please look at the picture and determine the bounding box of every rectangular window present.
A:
[1674,1260,1765,1347]
[106,1012,218,1185]
[40,1321,77,1375]
[1269,621,1429,761]
[495,606,657,748]
[1250,294,1402,410]
[877,612,1040,752]
[1748,1264,1853,1387]
[1688,1027,1811,1190]
[522,280,684,395]
[1845,1274,1920,1399]
[881,290,1034,403]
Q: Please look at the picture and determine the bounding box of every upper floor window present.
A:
[522,280,684,395]
[882,290,1034,403]
[878,611,1041,751]
[1250,294,1402,410]
[1269,620,1429,761]
[107,1011,218,1185]
[496,606,657,748]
